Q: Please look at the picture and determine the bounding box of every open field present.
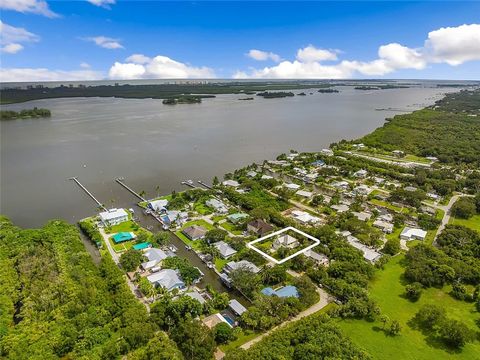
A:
[337,255,480,360]
[449,214,480,233]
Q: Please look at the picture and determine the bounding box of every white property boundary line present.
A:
[247,226,320,264]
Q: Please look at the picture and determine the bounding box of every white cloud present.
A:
[236,23,480,78]
[0,0,59,17]
[296,45,338,62]
[2,43,24,54]
[108,54,215,79]
[80,62,91,69]
[85,36,123,49]
[0,67,104,82]
[247,49,281,62]
[0,21,39,54]
[425,24,480,66]
[87,0,115,9]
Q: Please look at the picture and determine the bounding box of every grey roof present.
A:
[182,225,208,240]
[225,260,260,274]
[214,241,237,258]
[141,248,169,270]
[229,299,247,316]
[185,290,206,304]
[147,269,185,291]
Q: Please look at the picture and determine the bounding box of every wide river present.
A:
[1,86,454,228]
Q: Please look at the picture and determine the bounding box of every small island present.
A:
[256,91,295,98]
[162,95,205,105]
[317,89,339,93]
[298,92,307,96]
[354,86,379,90]
[238,97,254,101]
[0,107,51,120]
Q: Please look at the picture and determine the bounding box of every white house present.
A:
[304,249,329,266]
[296,190,313,198]
[99,208,128,226]
[261,174,273,180]
[214,241,237,259]
[320,148,334,156]
[373,219,394,234]
[353,185,373,196]
[352,211,372,222]
[273,234,299,250]
[147,269,185,292]
[353,169,368,178]
[331,204,349,213]
[222,180,240,187]
[206,198,228,214]
[141,248,170,271]
[284,183,301,190]
[290,210,320,225]
[224,260,260,274]
[400,227,427,241]
[345,235,382,263]
[247,171,257,178]
[148,199,169,212]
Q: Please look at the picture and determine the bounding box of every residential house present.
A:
[214,241,237,259]
[182,225,208,241]
[247,219,274,236]
[141,248,171,271]
[353,169,368,178]
[261,174,273,180]
[352,211,372,222]
[261,285,299,298]
[331,204,349,213]
[284,183,301,190]
[320,148,334,156]
[400,227,427,241]
[345,235,382,263]
[373,219,394,234]
[404,186,418,192]
[224,260,260,274]
[206,198,228,214]
[352,143,365,149]
[331,181,349,191]
[227,213,249,224]
[148,199,169,212]
[296,190,313,198]
[112,232,136,244]
[99,208,128,226]
[222,180,240,187]
[246,171,257,178]
[290,210,321,225]
[203,313,232,329]
[229,299,247,316]
[273,233,299,250]
[353,185,373,196]
[147,269,185,291]
[185,290,207,305]
[304,249,329,266]
[392,150,405,157]
[311,159,326,167]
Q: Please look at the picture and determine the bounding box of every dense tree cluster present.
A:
[0,107,51,120]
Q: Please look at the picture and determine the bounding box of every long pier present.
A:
[197,180,212,189]
[181,180,196,188]
[69,177,107,211]
[115,177,147,202]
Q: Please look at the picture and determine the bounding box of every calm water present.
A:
[1,86,454,227]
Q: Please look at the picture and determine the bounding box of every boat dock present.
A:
[197,180,212,189]
[69,177,107,211]
[115,177,147,202]
[181,180,197,188]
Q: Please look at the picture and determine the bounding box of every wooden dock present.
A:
[197,180,212,189]
[115,177,147,202]
[69,177,107,211]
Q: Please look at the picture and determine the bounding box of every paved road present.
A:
[430,194,474,243]
[240,287,331,350]
[99,227,120,263]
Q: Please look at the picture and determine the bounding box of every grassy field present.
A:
[449,214,480,233]
[337,255,480,359]
[220,221,243,235]
[369,199,413,215]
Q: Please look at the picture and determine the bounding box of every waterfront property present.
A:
[141,248,171,271]
[148,199,168,212]
[206,198,229,214]
[112,231,136,243]
[147,269,185,291]
[223,260,261,274]
[229,299,247,316]
[222,180,240,187]
[182,224,208,240]
[214,241,237,259]
[99,208,128,226]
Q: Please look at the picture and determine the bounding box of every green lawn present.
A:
[369,199,413,215]
[337,255,480,360]
[108,236,135,252]
[105,220,138,234]
[194,203,213,215]
[220,221,243,235]
[219,330,261,353]
[449,214,480,233]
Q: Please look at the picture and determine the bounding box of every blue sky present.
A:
[1,1,479,81]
